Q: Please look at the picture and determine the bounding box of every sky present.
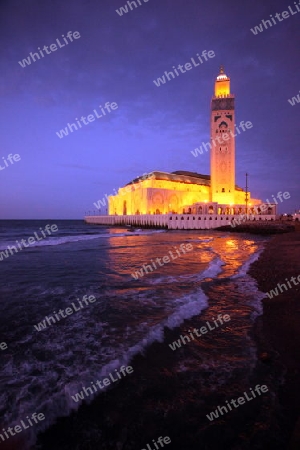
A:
[0,0,299,218]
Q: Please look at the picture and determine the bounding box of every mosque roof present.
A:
[127,170,211,186]
[127,170,245,192]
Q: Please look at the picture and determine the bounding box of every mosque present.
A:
[108,67,266,217]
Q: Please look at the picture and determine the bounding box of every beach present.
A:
[29,228,299,450]
[1,221,299,450]
[1,1,299,449]
[249,229,300,449]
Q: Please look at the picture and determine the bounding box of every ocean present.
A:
[0,220,273,449]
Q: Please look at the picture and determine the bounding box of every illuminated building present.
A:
[108,67,264,216]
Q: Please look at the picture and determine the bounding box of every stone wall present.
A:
[84,214,276,230]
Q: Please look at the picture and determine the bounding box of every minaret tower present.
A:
[210,66,235,204]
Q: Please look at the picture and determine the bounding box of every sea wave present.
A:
[0,233,267,450]
[0,229,167,251]
[1,293,209,449]
[232,247,265,279]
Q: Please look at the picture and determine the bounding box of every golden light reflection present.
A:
[199,251,214,264]
[241,240,257,255]
[225,239,238,250]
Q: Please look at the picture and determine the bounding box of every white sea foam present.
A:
[0,229,167,251]
[231,245,266,318]
[0,233,267,449]
[4,291,209,448]
[232,247,264,279]
[200,256,225,279]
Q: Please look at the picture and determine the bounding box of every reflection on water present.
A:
[0,223,269,448]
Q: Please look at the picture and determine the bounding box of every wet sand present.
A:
[31,230,300,450]
[249,230,300,450]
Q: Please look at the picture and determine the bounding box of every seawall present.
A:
[84,214,277,230]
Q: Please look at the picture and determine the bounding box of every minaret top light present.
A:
[216,65,229,80]
[215,65,231,97]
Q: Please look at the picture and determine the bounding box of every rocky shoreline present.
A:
[216,220,296,234]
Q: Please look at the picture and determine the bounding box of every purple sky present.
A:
[0,0,299,218]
